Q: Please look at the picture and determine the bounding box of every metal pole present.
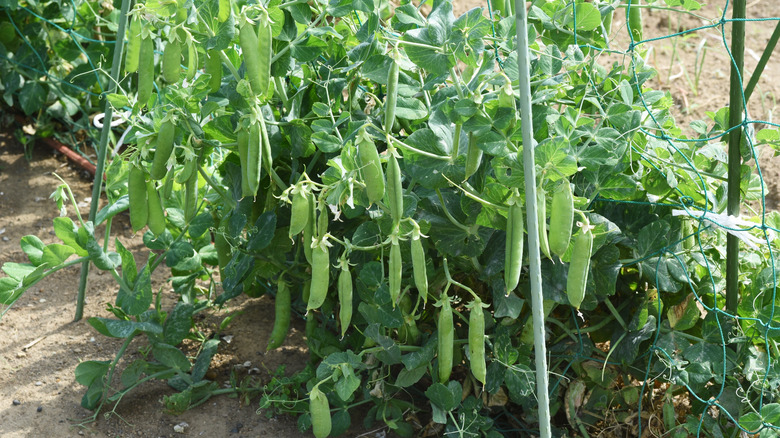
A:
[726,0,746,314]
[74,0,132,321]
[515,1,551,437]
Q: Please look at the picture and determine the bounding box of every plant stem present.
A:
[74,0,131,322]
[726,0,746,314]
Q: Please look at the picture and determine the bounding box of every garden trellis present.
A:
[2,0,780,436]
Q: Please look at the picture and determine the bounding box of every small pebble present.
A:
[35,381,43,386]
[12,400,21,406]
[37,406,42,413]
[243,361,252,368]
[16,352,26,358]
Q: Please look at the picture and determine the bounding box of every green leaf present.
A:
[115,264,152,316]
[88,317,162,338]
[401,334,437,370]
[152,343,192,372]
[739,412,762,432]
[121,359,148,388]
[762,403,780,426]
[106,93,129,109]
[95,195,129,226]
[163,302,194,346]
[247,212,277,252]
[165,241,202,272]
[425,381,461,411]
[20,235,45,266]
[505,364,535,403]
[403,28,455,76]
[53,217,87,256]
[395,365,427,387]
[75,360,110,387]
[205,11,235,51]
[19,82,46,115]
[41,243,76,266]
[2,262,36,281]
[395,96,428,120]
[115,239,137,286]
[191,339,220,382]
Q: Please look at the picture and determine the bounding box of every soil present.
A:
[3,1,780,437]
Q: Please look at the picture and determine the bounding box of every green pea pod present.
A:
[256,14,273,99]
[682,219,695,250]
[389,239,401,306]
[183,170,198,224]
[384,48,399,134]
[464,132,482,180]
[245,121,262,198]
[186,40,197,81]
[239,22,265,96]
[628,0,643,42]
[214,227,231,280]
[338,258,353,338]
[267,276,291,350]
[410,231,428,304]
[124,17,141,74]
[504,200,524,294]
[307,242,330,311]
[387,152,403,227]
[205,50,222,94]
[309,386,332,438]
[151,119,175,180]
[175,156,196,184]
[357,128,385,205]
[537,188,551,259]
[302,198,315,264]
[237,128,251,197]
[162,40,182,83]
[137,36,155,108]
[128,164,148,232]
[289,185,310,238]
[468,298,486,385]
[549,182,574,259]
[317,200,329,238]
[566,226,593,309]
[145,180,166,236]
[438,294,454,383]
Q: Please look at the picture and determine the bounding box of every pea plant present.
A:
[2,0,780,436]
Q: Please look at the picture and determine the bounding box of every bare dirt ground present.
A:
[2,1,780,437]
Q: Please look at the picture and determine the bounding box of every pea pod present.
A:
[307,241,330,311]
[237,127,251,196]
[682,219,695,250]
[162,40,182,83]
[145,180,166,236]
[267,276,291,350]
[255,13,273,98]
[504,198,524,294]
[124,17,141,74]
[128,164,148,232]
[214,226,231,280]
[186,40,197,81]
[302,197,315,264]
[357,128,385,205]
[537,188,551,259]
[309,386,331,438]
[410,229,428,304]
[245,120,262,198]
[183,169,198,223]
[205,50,222,94]
[438,293,454,383]
[468,298,486,385]
[150,119,175,180]
[338,257,353,338]
[384,48,399,134]
[566,225,593,309]
[389,238,402,306]
[137,36,155,108]
[239,22,265,96]
[464,132,482,180]
[549,182,574,259]
[387,151,403,227]
[289,184,311,238]
[628,0,643,42]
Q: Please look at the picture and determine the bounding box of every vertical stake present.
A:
[726,0,746,315]
[515,1,552,437]
[74,0,133,321]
